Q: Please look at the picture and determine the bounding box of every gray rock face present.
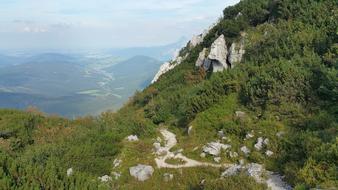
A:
[152,53,188,83]
[195,48,207,67]
[113,159,122,168]
[246,163,264,182]
[205,35,229,72]
[229,151,238,158]
[129,164,154,181]
[254,137,264,150]
[221,165,243,177]
[67,168,73,177]
[98,175,112,182]
[190,35,204,48]
[228,41,245,67]
[241,146,251,156]
[203,142,231,156]
[126,135,139,142]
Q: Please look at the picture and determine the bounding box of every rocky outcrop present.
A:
[126,135,139,142]
[195,48,208,67]
[189,35,204,48]
[254,137,264,150]
[222,163,292,190]
[228,40,245,67]
[151,54,188,83]
[98,175,112,182]
[67,168,73,177]
[129,164,154,181]
[221,164,242,177]
[194,34,246,73]
[240,146,251,156]
[205,35,229,72]
[202,141,231,156]
[189,21,219,48]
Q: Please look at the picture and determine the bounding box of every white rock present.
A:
[190,35,204,48]
[241,146,251,156]
[153,142,161,151]
[189,21,217,48]
[228,41,245,67]
[205,34,229,72]
[229,151,239,158]
[112,172,121,180]
[151,54,188,83]
[188,126,193,136]
[113,159,122,168]
[195,48,208,67]
[126,135,139,142]
[264,138,270,145]
[218,130,225,138]
[203,142,231,156]
[151,62,175,83]
[246,163,264,182]
[222,136,231,142]
[239,159,245,165]
[200,152,206,158]
[245,130,255,140]
[129,164,154,181]
[266,172,293,190]
[163,173,174,182]
[221,165,242,177]
[266,150,274,157]
[214,157,221,163]
[98,175,112,182]
[235,111,246,119]
[156,137,162,143]
[254,137,264,150]
[67,168,73,177]
[276,132,285,138]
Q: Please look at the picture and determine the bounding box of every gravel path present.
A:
[154,129,233,169]
[154,129,291,190]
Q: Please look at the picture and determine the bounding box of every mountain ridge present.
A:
[0,0,337,189]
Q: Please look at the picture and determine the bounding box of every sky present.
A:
[0,0,240,50]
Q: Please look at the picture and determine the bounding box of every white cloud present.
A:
[22,26,48,33]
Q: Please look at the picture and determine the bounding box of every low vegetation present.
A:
[0,0,337,189]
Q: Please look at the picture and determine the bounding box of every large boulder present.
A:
[205,35,229,72]
[195,48,208,67]
[254,137,264,151]
[246,163,264,182]
[240,146,251,156]
[221,165,242,177]
[190,35,204,48]
[203,142,231,156]
[228,41,245,67]
[126,135,139,142]
[129,164,154,181]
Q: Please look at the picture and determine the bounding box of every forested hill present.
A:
[0,0,337,189]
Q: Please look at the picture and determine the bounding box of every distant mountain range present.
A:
[106,37,187,61]
[0,52,163,117]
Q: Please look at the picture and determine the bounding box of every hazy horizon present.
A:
[0,0,239,50]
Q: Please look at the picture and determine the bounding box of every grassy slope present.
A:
[0,0,337,189]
